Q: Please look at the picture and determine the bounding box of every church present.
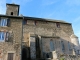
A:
[0,3,80,60]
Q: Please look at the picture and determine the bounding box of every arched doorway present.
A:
[22,47,27,60]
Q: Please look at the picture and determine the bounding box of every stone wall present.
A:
[41,37,62,58]
[0,17,22,60]
[23,20,74,58]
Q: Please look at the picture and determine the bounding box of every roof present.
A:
[0,14,22,19]
[0,14,71,24]
[24,16,71,24]
[6,3,20,6]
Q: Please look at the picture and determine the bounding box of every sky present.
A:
[0,0,80,43]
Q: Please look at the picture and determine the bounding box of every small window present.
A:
[56,22,60,28]
[34,21,37,25]
[0,18,10,27]
[11,12,13,15]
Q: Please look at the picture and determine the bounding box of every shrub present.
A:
[60,57,65,60]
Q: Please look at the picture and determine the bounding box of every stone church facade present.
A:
[0,3,80,60]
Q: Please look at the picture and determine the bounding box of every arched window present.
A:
[61,41,65,51]
[68,41,71,50]
[50,40,55,51]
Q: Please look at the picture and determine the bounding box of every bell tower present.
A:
[6,3,20,16]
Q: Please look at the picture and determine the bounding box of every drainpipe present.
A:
[21,16,24,60]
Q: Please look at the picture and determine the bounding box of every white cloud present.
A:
[11,0,32,5]
[73,16,80,22]
[66,0,80,6]
[0,0,6,14]
[41,0,57,6]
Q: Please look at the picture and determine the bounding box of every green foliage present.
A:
[60,57,65,60]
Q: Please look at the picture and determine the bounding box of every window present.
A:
[0,31,9,42]
[0,31,5,41]
[0,18,10,27]
[50,40,55,51]
[61,41,65,51]
[56,22,60,28]
[68,42,71,51]
[34,21,37,25]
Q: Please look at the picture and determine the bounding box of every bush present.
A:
[60,57,65,60]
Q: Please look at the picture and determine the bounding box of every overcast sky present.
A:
[0,0,80,43]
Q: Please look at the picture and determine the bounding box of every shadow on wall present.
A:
[21,35,80,60]
[58,37,80,55]
[42,36,80,59]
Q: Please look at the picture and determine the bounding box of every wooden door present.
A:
[7,53,14,60]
